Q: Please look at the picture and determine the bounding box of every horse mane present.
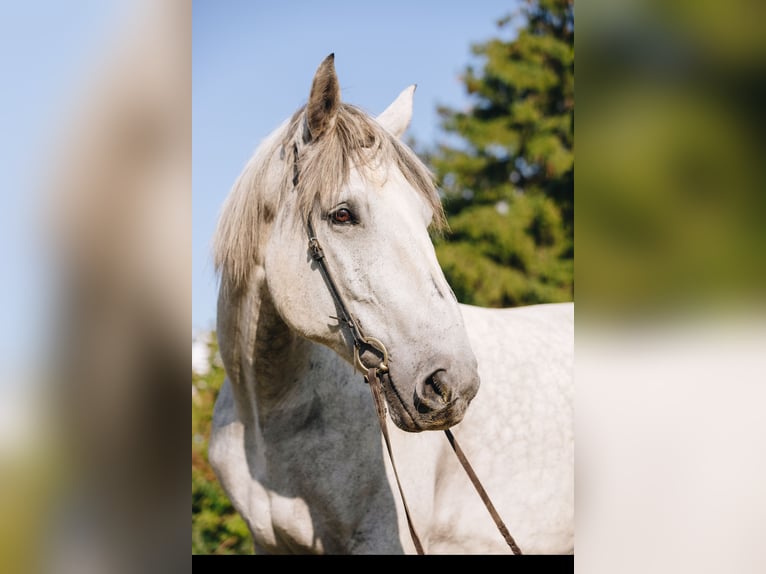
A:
[213,102,446,294]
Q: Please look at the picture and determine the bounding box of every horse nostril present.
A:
[428,372,451,403]
[416,370,452,413]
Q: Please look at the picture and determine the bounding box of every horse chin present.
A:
[387,404,468,433]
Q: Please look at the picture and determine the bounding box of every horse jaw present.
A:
[376,85,416,139]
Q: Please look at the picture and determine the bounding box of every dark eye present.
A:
[330,208,354,224]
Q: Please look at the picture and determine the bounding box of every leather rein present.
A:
[295,144,522,555]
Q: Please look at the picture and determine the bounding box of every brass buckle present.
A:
[354,336,389,374]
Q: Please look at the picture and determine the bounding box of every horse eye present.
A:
[330,208,354,224]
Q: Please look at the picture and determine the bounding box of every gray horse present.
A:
[209,54,573,555]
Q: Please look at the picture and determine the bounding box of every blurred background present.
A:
[1,0,765,570]
[577,1,766,571]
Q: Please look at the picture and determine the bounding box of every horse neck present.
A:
[217,266,332,424]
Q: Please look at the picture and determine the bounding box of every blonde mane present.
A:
[213,102,446,294]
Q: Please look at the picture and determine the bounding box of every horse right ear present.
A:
[305,53,341,142]
[376,84,416,139]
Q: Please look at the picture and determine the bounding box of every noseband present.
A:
[295,142,522,555]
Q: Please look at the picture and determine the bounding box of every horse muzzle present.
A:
[380,365,480,432]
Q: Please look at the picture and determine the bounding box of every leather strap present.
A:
[364,367,522,555]
[444,428,523,554]
[307,218,366,347]
[365,367,425,555]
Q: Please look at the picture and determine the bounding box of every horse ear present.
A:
[305,53,341,142]
[376,84,416,139]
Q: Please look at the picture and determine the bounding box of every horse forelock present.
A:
[213,102,446,294]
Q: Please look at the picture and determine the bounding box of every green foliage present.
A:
[428,0,574,307]
[192,334,254,555]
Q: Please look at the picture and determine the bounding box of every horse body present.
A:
[208,55,573,554]
[430,302,574,554]
[210,300,573,554]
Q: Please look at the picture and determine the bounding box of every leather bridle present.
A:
[295,142,522,555]
[306,218,391,375]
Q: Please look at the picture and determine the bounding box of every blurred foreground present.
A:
[0,1,190,573]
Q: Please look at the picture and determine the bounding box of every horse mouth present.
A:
[378,371,468,432]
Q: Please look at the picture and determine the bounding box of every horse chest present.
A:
[252,416,394,553]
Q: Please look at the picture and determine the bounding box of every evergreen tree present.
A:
[429,0,574,307]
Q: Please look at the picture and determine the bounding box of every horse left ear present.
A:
[376,84,416,139]
[305,53,341,142]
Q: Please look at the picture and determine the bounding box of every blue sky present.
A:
[193,0,521,332]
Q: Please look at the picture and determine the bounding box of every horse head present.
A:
[221,55,481,432]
